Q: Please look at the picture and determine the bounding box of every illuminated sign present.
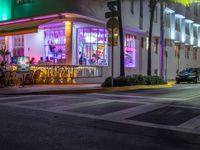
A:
[16,0,33,5]
[0,0,11,21]
[17,57,30,73]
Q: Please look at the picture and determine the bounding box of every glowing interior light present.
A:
[55,38,59,44]
[65,21,72,26]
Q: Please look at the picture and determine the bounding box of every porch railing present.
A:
[8,64,103,84]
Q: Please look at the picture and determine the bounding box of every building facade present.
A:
[0,0,199,84]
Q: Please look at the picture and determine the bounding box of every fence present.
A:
[6,64,103,85]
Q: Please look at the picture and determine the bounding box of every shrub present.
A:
[135,74,146,85]
[126,75,137,85]
[101,77,112,87]
[115,76,131,87]
[101,75,166,87]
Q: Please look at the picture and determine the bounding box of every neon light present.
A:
[33,14,59,20]
[125,34,136,68]
[0,14,62,26]
[0,0,11,21]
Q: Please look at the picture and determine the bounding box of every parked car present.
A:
[176,68,200,84]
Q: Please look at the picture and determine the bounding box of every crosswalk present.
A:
[1,93,200,135]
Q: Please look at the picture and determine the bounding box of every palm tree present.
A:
[147,0,199,76]
[147,0,157,76]
[117,0,125,77]
[160,1,164,79]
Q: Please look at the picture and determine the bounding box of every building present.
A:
[0,0,199,84]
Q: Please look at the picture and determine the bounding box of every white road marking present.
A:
[48,100,115,112]
[2,96,67,105]
[90,92,200,102]
[2,93,200,135]
[101,103,164,120]
[0,95,43,101]
[90,93,185,101]
[178,114,200,130]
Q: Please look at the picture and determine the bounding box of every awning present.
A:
[0,17,59,37]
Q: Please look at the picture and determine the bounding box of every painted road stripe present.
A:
[90,93,185,101]
[101,103,164,120]
[0,95,42,101]
[178,114,200,130]
[90,93,200,102]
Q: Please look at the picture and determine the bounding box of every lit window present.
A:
[77,27,108,66]
[44,27,66,64]
[13,35,24,57]
[124,34,136,68]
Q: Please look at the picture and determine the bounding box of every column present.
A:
[65,21,73,65]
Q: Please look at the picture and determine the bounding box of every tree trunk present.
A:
[160,2,164,79]
[117,0,125,77]
[147,0,157,76]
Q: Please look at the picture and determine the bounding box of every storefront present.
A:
[0,14,109,84]
[0,0,142,84]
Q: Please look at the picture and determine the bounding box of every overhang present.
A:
[0,15,63,36]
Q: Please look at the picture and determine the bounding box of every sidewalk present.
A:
[0,82,175,95]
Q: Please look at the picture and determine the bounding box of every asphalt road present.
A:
[1,84,200,150]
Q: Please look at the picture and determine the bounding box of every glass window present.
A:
[164,13,171,28]
[125,33,136,68]
[77,27,108,66]
[175,18,180,31]
[193,48,197,60]
[44,27,66,64]
[185,46,190,59]
[0,37,5,50]
[13,35,24,57]
[175,45,180,58]
[185,23,190,35]
[194,27,198,38]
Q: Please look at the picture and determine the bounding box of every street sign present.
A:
[17,57,30,73]
[106,18,119,47]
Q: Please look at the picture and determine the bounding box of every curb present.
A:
[5,83,174,95]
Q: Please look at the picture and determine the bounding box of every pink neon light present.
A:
[33,14,59,20]
[0,18,31,26]
[125,47,136,52]
[0,14,61,26]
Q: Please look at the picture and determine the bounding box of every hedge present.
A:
[101,75,166,87]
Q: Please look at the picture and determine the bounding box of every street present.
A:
[1,84,200,149]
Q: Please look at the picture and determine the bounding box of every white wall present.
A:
[24,30,44,63]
